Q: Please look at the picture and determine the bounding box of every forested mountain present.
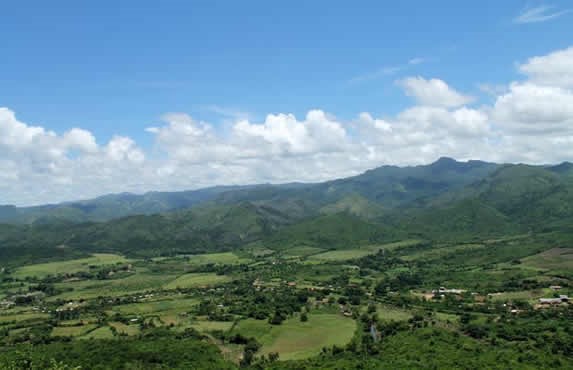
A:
[2,157,573,266]
[0,157,500,224]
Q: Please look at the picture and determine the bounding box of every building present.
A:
[539,295,569,305]
[432,287,466,295]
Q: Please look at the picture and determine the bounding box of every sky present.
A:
[1,0,573,206]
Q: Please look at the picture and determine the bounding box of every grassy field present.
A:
[521,248,573,271]
[110,297,199,316]
[187,252,251,266]
[308,240,422,262]
[51,272,231,301]
[233,313,356,360]
[163,273,232,290]
[401,244,486,261]
[50,270,178,300]
[109,322,141,336]
[191,320,234,332]
[488,289,552,302]
[51,324,98,337]
[375,305,413,321]
[13,254,130,279]
[80,326,114,339]
[281,246,326,258]
[0,312,50,323]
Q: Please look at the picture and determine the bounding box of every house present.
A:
[432,287,466,295]
[539,295,569,305]
[0,300,15,309]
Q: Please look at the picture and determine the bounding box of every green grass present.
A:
[79,326,114,339]
[191,320,234,332]
[13,254,130,279]
[233,313,356,360]
[375,305,413,321]
[521,248,573,271]
[51,324,98,337]
[281,246,326,258]
[0,312,50,323]
[187,252,251,266]
[111,297,198,315]
[401,244,486,261]
[488,289,552,302]
[163,273,232,290]
[109,322,141,336]
[50,269,177,300]
[307,240,422,262]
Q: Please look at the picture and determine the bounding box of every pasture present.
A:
[191,320,234,332]
[307,240,423,262]
[50,270,178,300]
[13,254,130,279]
[52,324,98,337]
[521,248,573,271]
[110,297,198,316]
[163,273,232,290]
[233,313,356,360]
[187,252,251,266]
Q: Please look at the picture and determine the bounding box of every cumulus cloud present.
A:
[397,77,474,108]
[492,83,573,134]
[518,46,573,88]
[2,46,573,205]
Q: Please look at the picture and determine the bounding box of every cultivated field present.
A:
[13,254,130,279]
[233,313,356,360]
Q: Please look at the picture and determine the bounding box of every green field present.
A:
[80,326,114,339]
[191,320,235,332]
[521,248,573,271]
[109,322,141,336]
[375,305,413,321]
[308,240,422,262]
[488,289,552,302]
[401,243,486,261]
[50,270,178,300]
[0,312,50,323]
[52,324,98,337]
[233,313,356,360]
[163,273,232,290]
[187,252,252,266]
[13,254,130,279]
[110,297,198,316]
[281,246,326,258]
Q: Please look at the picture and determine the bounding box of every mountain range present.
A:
[1,157,573,265]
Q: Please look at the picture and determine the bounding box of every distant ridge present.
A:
[1,157,571,225]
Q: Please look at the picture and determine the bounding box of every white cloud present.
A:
[513,5,569,24]
[397,77,474,108]
[3,46,573,206]
[518,46,573,88]
[492,83,573,134]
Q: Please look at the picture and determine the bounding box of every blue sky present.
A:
[1,1,573,205]
[2,0,570,144]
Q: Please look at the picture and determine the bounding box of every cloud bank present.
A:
[2,46,573,205]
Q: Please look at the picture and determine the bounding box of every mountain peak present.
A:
[548,161,573,174]
[434,156,457,164]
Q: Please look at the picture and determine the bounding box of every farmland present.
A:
[12,253,130,279]
[0,231,572,369]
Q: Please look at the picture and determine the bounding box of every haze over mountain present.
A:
[2,157,573,266]
[0,157,499,224]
